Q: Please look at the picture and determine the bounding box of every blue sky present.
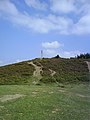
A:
[0,0,90,66]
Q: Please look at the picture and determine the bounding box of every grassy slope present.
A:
[0,58,89,85]
[34,58,89,83]
[0,84,90,120]
[0,61,35,85]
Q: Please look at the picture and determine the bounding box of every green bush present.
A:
[40,76,56,83]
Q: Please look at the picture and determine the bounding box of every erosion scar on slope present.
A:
[28,62,43,80]
[86,61,90,72]
[49,69,56,76]
[0,94,25,102]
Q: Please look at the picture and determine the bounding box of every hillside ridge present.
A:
[0,58,89,85]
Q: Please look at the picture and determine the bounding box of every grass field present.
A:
[0,83,90,120]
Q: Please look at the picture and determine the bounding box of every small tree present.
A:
[54,55,60,58]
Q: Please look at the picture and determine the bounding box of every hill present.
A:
[0,58,89,85]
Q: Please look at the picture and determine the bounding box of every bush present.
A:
[40,76,56,83]
[54,55,60,58]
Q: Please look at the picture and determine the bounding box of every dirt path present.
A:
[0,94,25,102]
[86,61,90,72]
[28,62,43,80]
[49,69,56,76]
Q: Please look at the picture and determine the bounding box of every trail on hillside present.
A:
[28,62,43,80]
[49,69,56,76]
[0,94,25,102]
[28,62,56,81]
[86,61,90,72]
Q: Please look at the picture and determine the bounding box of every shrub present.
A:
[40,76,56,83]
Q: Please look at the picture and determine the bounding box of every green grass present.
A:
[0,84,90,120]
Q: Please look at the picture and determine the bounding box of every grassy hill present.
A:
[0,61,35,84]
[0,58,89,85]
[0,58,90,120]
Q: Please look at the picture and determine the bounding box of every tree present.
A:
[54,55,60,58]
[76,53,90,59]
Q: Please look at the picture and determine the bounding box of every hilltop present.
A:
[0,58,89,85]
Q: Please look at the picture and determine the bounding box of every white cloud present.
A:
[42,41,63,49]
[16,59,23,63]
[43,49,59,58]
[25,0,47,10]
[10,14,54,33]
[0,0,49,33]
[73,14,90,34]
[0,0,90,34]
[47,14,73,34]
[50,0,76,14]
[41,49,81,58]
[2,11,72,33]
[42,41,64,58]
[16,59,27,63]
[0,61,7,66]
[0,0,19,16]
[50,0,90,14]
[60,50,81,58]
[0,0,71,34]
[42,41,81,58]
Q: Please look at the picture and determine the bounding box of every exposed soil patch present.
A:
[28,62,43,80]
[32,92,38,95]
[58,89,65,93]
[52,108,60,114]
[49,69,56,76]
[76,93,90,98]
[86,61,90,72]
[0,94,25,102]
[49,91,54,94]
